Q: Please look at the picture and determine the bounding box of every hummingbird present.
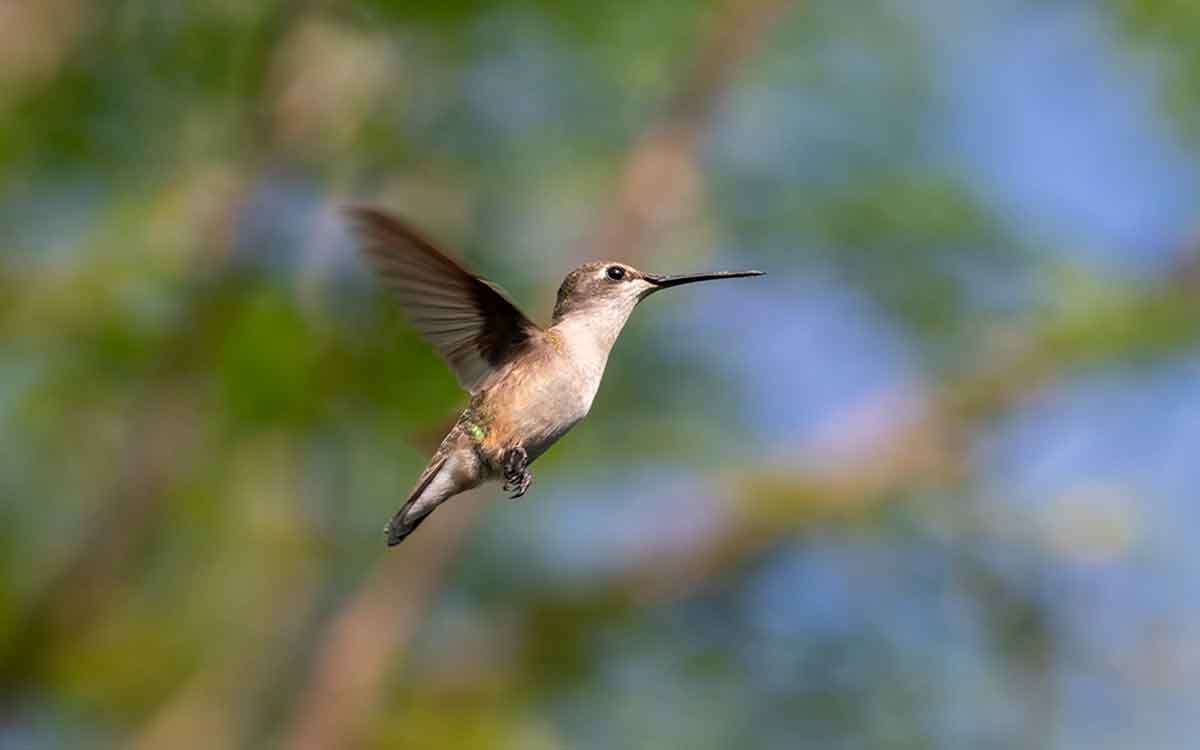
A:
[347,207,764,546]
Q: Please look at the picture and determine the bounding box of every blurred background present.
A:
[3,0,1200,747]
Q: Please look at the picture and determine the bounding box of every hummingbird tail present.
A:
[385,455,449,546]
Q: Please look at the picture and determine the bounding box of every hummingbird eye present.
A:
[606,265,626,281]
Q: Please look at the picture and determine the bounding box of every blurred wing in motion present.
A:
[347,207,541,393]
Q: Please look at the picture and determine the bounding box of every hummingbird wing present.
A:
[346,207,542,393]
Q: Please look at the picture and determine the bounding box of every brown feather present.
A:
[345,207,543,393]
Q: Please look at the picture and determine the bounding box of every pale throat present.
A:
[549,300,638,373]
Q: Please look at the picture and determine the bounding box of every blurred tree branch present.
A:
[8,0,1198,746]
[0,382,204,699]
[466,253,1200,745]
[277,1,796,747]
[621,258,1200,600]
[581,0,790,263]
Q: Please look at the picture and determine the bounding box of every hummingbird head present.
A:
[550,261,764,325]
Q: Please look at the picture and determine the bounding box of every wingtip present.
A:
[342,204,383,228]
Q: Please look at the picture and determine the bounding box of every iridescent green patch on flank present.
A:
[462,410,494,443]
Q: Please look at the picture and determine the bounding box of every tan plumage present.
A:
[347,206,763,546]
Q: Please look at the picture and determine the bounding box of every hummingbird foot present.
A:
[502,445,533,499]
[505,471,532,499]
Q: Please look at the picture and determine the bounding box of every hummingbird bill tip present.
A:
[645,269,766,288]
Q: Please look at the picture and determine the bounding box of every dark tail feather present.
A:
[385,509,432,546]
[385,456,447,547]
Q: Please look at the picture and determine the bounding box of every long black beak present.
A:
[644,270,765,290]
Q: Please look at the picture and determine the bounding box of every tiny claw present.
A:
[502,445,532,500]
[504,446,528,475]
[506,471,532,499]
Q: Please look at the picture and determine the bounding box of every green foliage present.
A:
[1,0,1197,747]
[1116,0,1200,139]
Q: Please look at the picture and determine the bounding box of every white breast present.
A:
[516,322,613,461]
[552,317,615,416]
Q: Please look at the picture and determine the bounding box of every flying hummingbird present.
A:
[347,207,764,546]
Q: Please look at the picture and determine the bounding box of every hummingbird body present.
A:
[347,207,762,546]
